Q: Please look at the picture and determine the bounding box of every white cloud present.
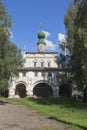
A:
[43,30,51,38]
[44,39,57,51]
[58,33,69,55]
[43,30,57,51]
[58,33,66,43]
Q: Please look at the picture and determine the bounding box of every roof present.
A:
[37,30,46,45]
[25,52,58,54]
[17,67,70,72]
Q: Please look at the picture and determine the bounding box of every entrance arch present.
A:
[59,83,71,97]
[15,83,27,98]
[33,83,53,97]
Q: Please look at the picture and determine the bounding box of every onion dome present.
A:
[37,30,46,45]
[38,30,45,39]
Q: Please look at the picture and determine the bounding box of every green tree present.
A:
[73,0,87,101]
[0,0,22,95]
[62,0,87,101]
[59,2,76,69]
[58,2,76,90]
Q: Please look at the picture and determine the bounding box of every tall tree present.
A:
[0,0,22,94]
[58,2,76,87]
[73,0,87,101]
[59,2,76,69]
[63,0,87,101]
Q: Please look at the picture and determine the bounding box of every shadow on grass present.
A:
[27,97,87,110]
[47,116,87,130]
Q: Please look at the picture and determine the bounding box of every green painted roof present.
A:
[38,30,45,39]
[37,30,46,45]
[37,39,46,45]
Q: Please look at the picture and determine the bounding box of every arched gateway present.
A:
[33,83,53,97]
[15,83,27,98]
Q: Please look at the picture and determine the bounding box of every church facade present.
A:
[9,30,61,98]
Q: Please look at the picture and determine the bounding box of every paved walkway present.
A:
[0,102,67,130]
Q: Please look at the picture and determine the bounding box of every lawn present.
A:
[8,97,87,130]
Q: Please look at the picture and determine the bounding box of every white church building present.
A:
[9,30,61,98]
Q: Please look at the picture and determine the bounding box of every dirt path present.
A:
[0,102,68,130]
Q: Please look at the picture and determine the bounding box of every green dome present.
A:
[37,39,46,45]
[38,30,45,39]
[37,30,46,46]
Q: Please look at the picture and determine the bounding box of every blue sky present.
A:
[3,0,73,53]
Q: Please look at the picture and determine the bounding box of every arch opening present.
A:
[33,83,53,97]
[15,84,27,98]
[59,83,71,97]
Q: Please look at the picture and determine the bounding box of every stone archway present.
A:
[33,83,53,97]
[59,83,71,97]
[15,84,27,98]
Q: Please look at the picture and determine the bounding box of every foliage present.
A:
[73,0,87,92]
[59,2,76,69]
[60,0,87,101]
[0,0,23,92]
[8,97,87,130]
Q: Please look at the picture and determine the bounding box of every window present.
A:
[48,62,50,67]
[34,62,37,67]
[41,62,44,67]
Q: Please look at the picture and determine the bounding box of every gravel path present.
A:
[0,102,68,130]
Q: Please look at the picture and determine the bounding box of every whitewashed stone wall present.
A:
[9,52,59,98]
[23,53,58,68]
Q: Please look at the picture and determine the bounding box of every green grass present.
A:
[8,97,87,130]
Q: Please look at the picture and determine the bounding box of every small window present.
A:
[48,62,50,67]
[34,62,37,67]
[23,72,26,77]
[41,62,44,67]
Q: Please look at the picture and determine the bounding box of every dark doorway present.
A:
[15,84,26,98]
[0,89,9,97]
[59,84,71,97]
[33,83,53,97]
